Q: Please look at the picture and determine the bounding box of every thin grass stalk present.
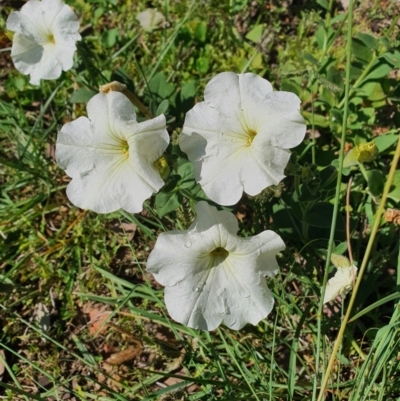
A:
[312,1,355,399]
[317,136,400,400]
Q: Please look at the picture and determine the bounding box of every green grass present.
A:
[1,0,400,400]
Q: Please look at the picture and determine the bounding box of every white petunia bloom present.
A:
[323,265,358,304]
[56,91,169,214]
[180,72,306,206]
[6,0,81,85]
[147,201,285,331]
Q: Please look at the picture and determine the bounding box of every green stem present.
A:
[321,0,335,54]
[301,202,314,242]
[358,162,369,183]
[319,9,348,62]
[337,54,377,109]
[313,1,355,400]
[311,92,316,164]
[317,129,400,401]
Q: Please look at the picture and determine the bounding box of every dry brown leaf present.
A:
[87,308,112,336]
[0,349,5,381]
[385,208,400,225]
[105,346,141,365]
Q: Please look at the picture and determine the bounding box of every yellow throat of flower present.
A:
[46,33,56,44]
[119,141,129,158]
[209,247,229,265]
[246,129,257,146]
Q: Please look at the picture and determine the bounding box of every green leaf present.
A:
[315,24,326,50]
[149,99,158,116]
[382,50,400,68]
[388,170,400,202]
[148,72,175,99]
[190,183,209,201]
[94,7,104,22]
[334,242,347,255]
[373,134,399,153]
[155,191,181,216]
[230,0,247,12]
[178,162,194,180]
[163,174,180,192]
[303,53,318,66]
[156,99,169,116]
[364,61,392,80]
[327,66,344,91]
[330,14,346,24]
[304,202,345,230]
[180,81,196,100]
[357,33,378,50]
[316,0,329,9]
[194,22,207,42]
[298,184,320,202]
[177,162,196,189]
[352,38,372,63]
[102,28,119,48]
[365,169,384,197]
[281,80,301,96]
[330,108,343,125]
[349,292,400,323]
[302,111,329,128]
[245,25,263,43]
[319,165,337,191]
[70,87,97,103]
[195,57,209,75]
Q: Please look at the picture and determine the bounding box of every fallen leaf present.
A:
[105,346,141,365]
[0,349,5,381]
[87,307,111,336]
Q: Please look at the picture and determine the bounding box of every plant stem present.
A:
[312,1,354,399]
[317,132,400,401]
[337,54,377,109]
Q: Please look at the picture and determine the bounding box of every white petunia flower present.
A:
[147,201,285,331]
[180,72,306,206]
[56,91,169,213]
[6,0,81,85]
[136,8,165,31]
[323,265,358,304]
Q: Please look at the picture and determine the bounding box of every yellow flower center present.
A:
[246,129,257,146]
[209,247,229,265]
[46,33,56,44]
[121,141,129,157]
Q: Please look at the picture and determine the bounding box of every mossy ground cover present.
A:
[0,0,400,400]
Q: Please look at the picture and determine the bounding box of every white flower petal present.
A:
[189,201,238,234]
[164,259,275,331]
[65,158,161,213]
[86,91,137,140]
[56,92,169,213]
[32,0,65,28]
[242,146,290,195]
[323,265,358,303]
[25,46,64,85]
[147,202,285,331]
[180,72,306,205]
[252,230,286,277]
[204,72,273,116]
[6,0,80,85]
[7,10,41,39]
[49,1,81,41]
[249,91,307,149]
